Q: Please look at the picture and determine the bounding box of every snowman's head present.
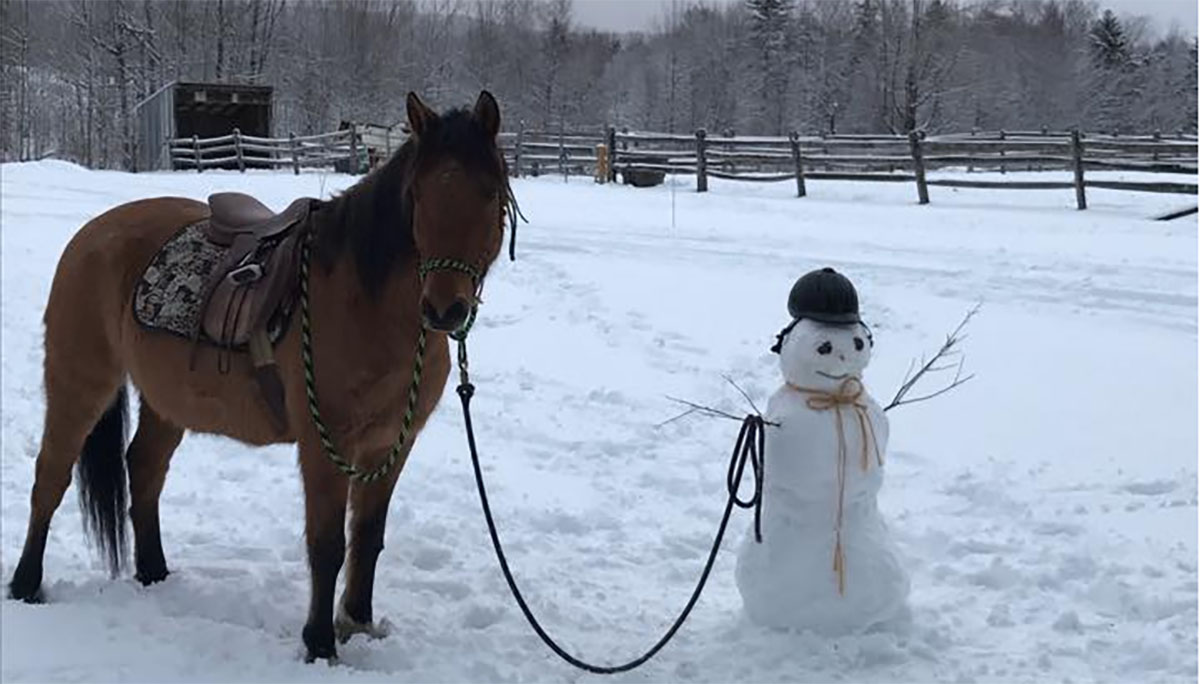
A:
[775,318,873,389]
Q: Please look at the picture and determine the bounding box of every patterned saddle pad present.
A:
[133,220,294,348]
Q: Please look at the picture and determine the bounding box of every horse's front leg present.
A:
[298,439,349,662]
[336,446,409,643]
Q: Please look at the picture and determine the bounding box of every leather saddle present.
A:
[194,192,316,434]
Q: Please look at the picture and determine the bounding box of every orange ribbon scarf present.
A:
[786,376,882,596]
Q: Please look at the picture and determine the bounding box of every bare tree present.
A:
[8,0,1192,169]
[0,0,32,160]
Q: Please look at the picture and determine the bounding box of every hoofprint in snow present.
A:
[1,161,1195,683]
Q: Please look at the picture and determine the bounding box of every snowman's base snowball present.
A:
[734,524,911,635]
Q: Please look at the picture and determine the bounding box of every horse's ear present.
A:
[406,92,436,138]
[473,90,500,138]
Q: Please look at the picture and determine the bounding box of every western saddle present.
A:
[195,192,316,433]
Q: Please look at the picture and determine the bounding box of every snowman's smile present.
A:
[816,371,853,380]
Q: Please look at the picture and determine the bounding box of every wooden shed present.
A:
[136,81,273,171]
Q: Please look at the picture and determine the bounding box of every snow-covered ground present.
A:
[1,160,1196,683]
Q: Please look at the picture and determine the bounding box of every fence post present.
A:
[908,130,929,205]
[789,130,807,198]
[192,134,201,173]
[1153,129,1161,161]
[695,127,708,193]
[967,129,975,172]
[233,127,245,173]
[1071,129,1087,210]
[289,132,300,176]
[605,125,618,183]
[349,125,360,174]
[514,120,525,178]
[998,129,1007,174]
[558,119,567,182]
[595,143,608,183]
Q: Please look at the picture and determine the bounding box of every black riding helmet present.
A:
[770,267,872,353]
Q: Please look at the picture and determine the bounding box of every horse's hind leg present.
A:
[336,458,406,642]
[126,401,184,585]
[9,367,125,602]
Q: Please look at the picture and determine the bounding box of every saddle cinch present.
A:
[193,192,317,433]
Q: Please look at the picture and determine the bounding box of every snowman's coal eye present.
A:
[854,337,864,351]
[817,341,833,355]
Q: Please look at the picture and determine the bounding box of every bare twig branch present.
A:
[722,374,763,417]
[663,396,744,423]
[659,386,780,429]
[884,303,980,412]
[654,405,701,428]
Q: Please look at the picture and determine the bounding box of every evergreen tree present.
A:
[1185,38,1198,131]
[745,0,794,134]
[1089,9,1129,69]
[843,0,883,132]
[1085,9,1139,132]
[537,0,572,129]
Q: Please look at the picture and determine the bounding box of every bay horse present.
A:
[7,90,512,662]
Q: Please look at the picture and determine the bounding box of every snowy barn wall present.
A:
[135,83,175,172]
[135,81,274,171]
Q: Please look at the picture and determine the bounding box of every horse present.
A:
[7,90,513,662]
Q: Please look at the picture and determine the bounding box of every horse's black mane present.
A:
[313,107,507,297]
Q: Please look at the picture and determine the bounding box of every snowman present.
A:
[735,267,910,634]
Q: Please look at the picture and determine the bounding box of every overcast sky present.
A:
[571,0,1198,38]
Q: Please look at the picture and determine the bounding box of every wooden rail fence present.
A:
[171,124,1198,209]
[170,128,359,174]
[593,127,1198,208]
[498,125,602,179]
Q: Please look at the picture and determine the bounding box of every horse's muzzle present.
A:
[421,296,471,332]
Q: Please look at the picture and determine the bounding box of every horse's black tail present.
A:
[76,384,130,577]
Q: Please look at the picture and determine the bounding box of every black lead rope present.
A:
[728,414,765,544]
[504,180,526,261]
[456,382,765,675]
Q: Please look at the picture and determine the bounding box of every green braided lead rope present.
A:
[299,231,482,484]
[299,232,428,483]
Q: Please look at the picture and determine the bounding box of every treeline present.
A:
[1,0,1195,170]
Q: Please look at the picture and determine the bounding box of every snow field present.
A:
[1,161,1196,682]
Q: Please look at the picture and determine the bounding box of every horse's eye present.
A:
[854,337,864,351]
[817,341,832,355]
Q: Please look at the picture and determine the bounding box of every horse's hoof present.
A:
[335,610,392,644]
[8,567,44,603]
[303,651,340,666]
[135,567,170,586]
[302,623,338,663]
[8,583,44,604]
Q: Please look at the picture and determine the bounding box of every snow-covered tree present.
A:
[1085,9,1140,132]
[745,0,794,134]
[1090,9,1130,69]
[4,0,1194,167]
